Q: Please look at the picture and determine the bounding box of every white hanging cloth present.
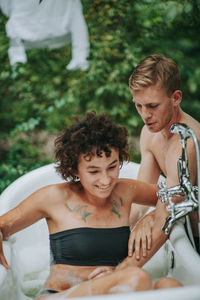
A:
[0,0,89,69]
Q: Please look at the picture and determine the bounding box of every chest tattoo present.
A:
[111,197,123,218]
[65,203,93,222]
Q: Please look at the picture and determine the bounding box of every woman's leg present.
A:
[37,266,152,299]
[64,266,152,298]
[154,277,183,289]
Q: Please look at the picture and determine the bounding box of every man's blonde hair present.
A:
[129,54,181,96]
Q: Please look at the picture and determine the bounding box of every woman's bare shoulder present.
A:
[32,182,72,205]
[25,183,75,221]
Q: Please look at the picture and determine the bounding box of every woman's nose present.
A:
[99,173,111,185]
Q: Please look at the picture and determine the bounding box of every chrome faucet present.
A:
[157,123,199,239]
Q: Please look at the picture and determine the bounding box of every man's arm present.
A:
[118,200,169,270]
[166,137,197,187]
[130,126,161,226]
[138,126,161,183]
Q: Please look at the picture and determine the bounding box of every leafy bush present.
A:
[0,0,200,193]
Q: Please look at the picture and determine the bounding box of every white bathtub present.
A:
[0,162,200,300]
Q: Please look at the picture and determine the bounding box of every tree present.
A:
[0,0,199,192]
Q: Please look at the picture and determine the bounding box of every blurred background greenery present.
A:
[0,0,200,193]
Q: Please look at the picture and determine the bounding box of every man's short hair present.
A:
[129,54,181,96]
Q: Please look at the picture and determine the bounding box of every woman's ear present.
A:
[69,167,79,179]
[172,90,182,106]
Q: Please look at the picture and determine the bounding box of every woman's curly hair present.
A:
[55,112,130,181]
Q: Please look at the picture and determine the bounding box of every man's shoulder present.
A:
[140,125,161,144]
[182,112,200,138]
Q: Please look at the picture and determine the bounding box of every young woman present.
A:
[0,112,181,299]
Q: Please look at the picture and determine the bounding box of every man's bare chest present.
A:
[150,136,180,177]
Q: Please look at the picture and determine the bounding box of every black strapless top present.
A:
[49,226,130,266]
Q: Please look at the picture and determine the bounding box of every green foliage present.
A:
[0,0,200,193]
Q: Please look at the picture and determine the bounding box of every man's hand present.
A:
[88,266,115,280]
[128,211,155,260]
[0,230,10,270]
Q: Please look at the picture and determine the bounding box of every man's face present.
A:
[132,85,175,133]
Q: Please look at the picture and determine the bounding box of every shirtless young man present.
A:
[128,54,200,258]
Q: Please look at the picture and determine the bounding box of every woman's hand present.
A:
[88,266,115,280]
[128,211,155,260]
[0,230,10,270]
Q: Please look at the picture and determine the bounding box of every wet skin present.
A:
[0,148,158,293]
[131,84,200,238]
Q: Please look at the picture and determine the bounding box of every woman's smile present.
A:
[77,148,120,201]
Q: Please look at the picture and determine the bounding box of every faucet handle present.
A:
[162,216,172,235]
[157,183,184,203]
[157,182,168,203]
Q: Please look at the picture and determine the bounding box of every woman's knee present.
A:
[154,277,183,289]
[118,267,153,291]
